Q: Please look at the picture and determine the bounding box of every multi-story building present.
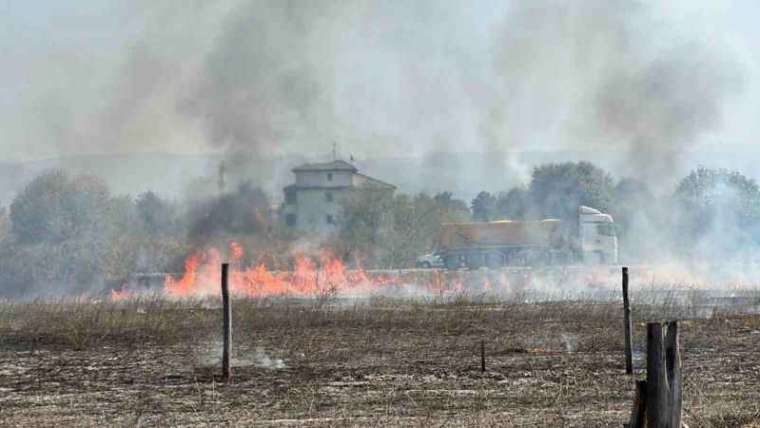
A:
[282,160,395,234]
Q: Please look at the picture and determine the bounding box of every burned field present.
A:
[1,295,760,427]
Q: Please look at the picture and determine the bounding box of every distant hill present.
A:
[358,148,760,200]
[0,153,221,205]
[0,149,758,206]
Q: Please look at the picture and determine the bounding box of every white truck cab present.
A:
[578,206,618,264]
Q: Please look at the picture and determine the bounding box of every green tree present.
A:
[0,207,10,242]
[136,191,178,236]
[0,170,192,297]
[338,191,471,268]
[496,187,530,220]
[336,189,394,265]
[3,171,120,295]
[674,167,760,257]
[433,192,471,222]
[471,191,497,222]
[10,170,111,244]
[380,193,452,268]
[529,161,614,222]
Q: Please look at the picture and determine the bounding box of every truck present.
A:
[415,206,618,269]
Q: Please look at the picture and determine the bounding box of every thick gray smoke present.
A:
[0,0,747,191]
[176,0,742,186]
[488,0,742,183]
[2,0,758,301]
[595,44,741,180]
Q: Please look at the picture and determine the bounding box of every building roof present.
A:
[287,159,395,191]
[292,160,358,173]
[284,183,352,191]
[354,173,396,190]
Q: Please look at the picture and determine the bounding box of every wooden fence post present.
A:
[643,321,681,428]
[627,380,648,428]
[623,266,634,375]
[480,340,486,373]
[221,262,232,382]
[665,321,682,428]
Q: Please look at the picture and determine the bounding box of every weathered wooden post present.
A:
[642,321,681,428]
[647,323,667,426]
[665,321,682,428]
[626,380,648,428]
[627,321,682,427]
[221,263,232,382]
[623,267,634,374]
[480,340,486,372]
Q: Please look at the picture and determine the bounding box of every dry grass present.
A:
[1,295,759,427]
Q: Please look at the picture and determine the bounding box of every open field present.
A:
[1,295,760,427]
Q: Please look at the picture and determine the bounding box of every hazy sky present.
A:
[1,1,759,164]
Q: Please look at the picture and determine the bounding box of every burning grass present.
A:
[1,294,760,426]
[157,242,465,299]
[112,242,760,307]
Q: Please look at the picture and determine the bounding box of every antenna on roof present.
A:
[332,141,337,161]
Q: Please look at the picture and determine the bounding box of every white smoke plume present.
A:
[198,340,286,370]
[0,0,748,189]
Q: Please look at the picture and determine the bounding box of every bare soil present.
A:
[1,298,759,427]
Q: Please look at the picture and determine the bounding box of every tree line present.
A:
[0,170,278,297]
[337,162,760,267]
[1,161,759,297]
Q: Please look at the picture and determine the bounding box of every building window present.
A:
[326,214,334,225]
[327,172,333,181]
[285,188,296,204]
[325,192,333,202]
[285,214,296,227]
[596,223,616,237]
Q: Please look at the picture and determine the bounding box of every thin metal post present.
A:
[221,263,231,381]
[623,267,633,374]
[480,340,486,373]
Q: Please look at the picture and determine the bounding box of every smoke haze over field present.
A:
[1,0,758,192]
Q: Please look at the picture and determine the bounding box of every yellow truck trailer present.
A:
[416,206,618,269]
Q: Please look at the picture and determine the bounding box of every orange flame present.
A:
[110,288,132,301]
[163,242,376,298]
[161,241,473,298]
[113,242,641,301]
